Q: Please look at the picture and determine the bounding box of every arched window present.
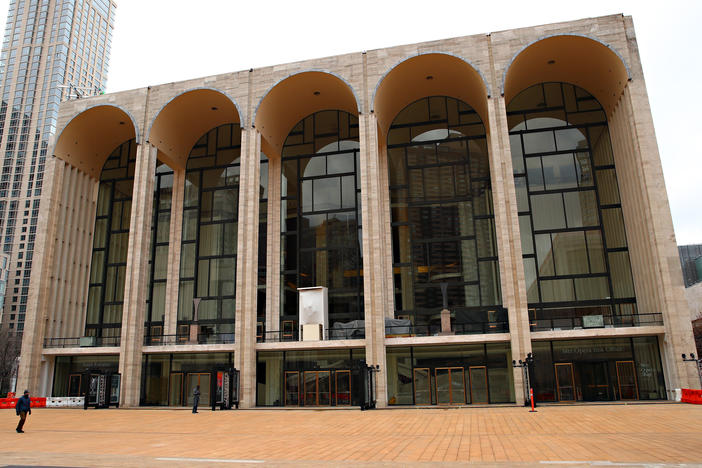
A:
[280,110,363,329]
[507,82,636,327]
[85,139,136,339]
[177,124,241,338]
[387,96,502,333]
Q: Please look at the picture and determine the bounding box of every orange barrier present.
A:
[0,397,46,409]
[681,388,702,404]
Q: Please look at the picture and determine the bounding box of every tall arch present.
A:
[503,35,630,115]
[53,104,138,179]
[254,71,360,158]
[373,53,490,141]
[148,88,242,169]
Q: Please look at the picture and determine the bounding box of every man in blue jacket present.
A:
[15,389,31,433]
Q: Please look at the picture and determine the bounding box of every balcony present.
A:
[529,312,664,332]
[43,336,121,348]
[143,332,235,346]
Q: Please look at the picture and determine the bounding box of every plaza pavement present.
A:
[1,403,702,467]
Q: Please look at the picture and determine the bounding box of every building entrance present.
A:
[616,360,638,400]
[168,372,210,407]
[555,363,576,401]
[435,367,465,405]
[579,361,609,401]
[284,369,352,406]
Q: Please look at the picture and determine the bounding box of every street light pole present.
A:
[682,353,702,388]
[513,353,536,412]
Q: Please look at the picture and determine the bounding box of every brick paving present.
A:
[1,404,702,467]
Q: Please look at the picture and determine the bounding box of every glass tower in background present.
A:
[0,0,116,332]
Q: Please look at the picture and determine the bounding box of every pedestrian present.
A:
[192,385,200,413]
[15,390,31,433]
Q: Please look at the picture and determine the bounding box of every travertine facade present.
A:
[16,14,699,408]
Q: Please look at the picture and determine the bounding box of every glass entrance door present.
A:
[303,371,331,406]
[413,368,431,405]
[435,367,465,405]
[169,372,183,406]
[468,366,488,404]
[68,374,82,397]
[555,363,576,401]
[580,362,609,401]
[335,370,351,406]
[285,371,300,406]
[616,361,638,400]
[186,373,211,407]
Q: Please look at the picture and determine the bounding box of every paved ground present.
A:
[1,404,702,467]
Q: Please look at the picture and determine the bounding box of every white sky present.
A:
[2,0,700,244]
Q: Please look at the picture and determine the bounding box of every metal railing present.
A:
[44,336,121,348]
[143,332,235,346]
[529,313,664,332]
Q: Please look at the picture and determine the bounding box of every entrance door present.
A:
[335,370,351,406]
[413,368,431,405]
[555,363,576,402]
[68,374,81,397]
[169,373,184,406]
[616,361,638,400]
[285,371,300,406]
[580,362,609,401]
[186,373,211,407]
[435,367,465,405]
[303,371,331,406]
[468,366,488,404]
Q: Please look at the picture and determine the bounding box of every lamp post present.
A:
[513,353,536,411]
[682,353,702,388]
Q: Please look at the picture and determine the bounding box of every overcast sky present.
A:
[2,0,700,244]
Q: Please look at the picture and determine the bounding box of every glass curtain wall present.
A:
[386,343,514,405]
[145,161,173,339]
[177,124,241,338]
[85,139,136,338]
[507,83,637,327]
[387,96,502,331]
[280,111,363,329]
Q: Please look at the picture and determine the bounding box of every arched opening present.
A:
[53,105,138,179]
[374,53,489,141]
[85,139,137,339]
[507,82,664,402]
[280,110,363,331]
[503,35,629,115]
[386,96,503,329]
[254,71,360,159]
[149,88,241,169]
[176,124,242,339]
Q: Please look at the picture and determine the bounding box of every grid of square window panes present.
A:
[85,139,136,338]
[387,96,502,330]
[177,124,241,337]
[507,82,637,327]
[258,154,269,327]
[280,110,363,328]
[145,161,174,339]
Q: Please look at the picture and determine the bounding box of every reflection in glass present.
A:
[508,83,636,325]
[86,139,136,337]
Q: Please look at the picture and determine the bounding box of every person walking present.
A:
[192,385,200,413]
[15,390,31,433]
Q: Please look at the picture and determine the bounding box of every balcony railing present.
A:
[44,336,121,348]
[143,332,235,346]
[529,313,664,332]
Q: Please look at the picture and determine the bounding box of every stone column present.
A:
[359,113,389,408]
[233,127,261,408]
[486,94,532,405]
[118,143,157,407]
[164,168,185,336]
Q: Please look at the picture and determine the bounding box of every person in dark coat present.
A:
[15,390,31,433]
[192,385,200,413]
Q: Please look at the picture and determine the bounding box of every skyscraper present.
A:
[0,0,116,332]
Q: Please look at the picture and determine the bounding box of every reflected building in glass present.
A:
[15,14,698,408]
